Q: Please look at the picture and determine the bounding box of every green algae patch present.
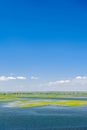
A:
[52,100,87,106]
[21,101,52,108]
[6,100,87,108]
[9,100,52,108]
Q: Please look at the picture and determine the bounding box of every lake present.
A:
[0,99,87,130]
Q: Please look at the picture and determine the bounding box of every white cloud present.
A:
[30,76,39,80]
[41,76,87,87]
[17,77,26,80]
[0,76,26,81]
[0,76,7,81]
[1,75,87,92]
[47,80,70,86]
[7,77,16,80]
[75,76,87,80]
[72,76,87,85]
[0,76,16,81]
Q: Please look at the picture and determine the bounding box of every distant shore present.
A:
[0,92,87,101]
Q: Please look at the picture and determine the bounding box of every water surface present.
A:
[0,99,87,130]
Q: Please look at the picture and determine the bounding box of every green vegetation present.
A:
[0,93,18,102]
[0,91,87,102]
[1,92,87,108]
[6,100,87,108]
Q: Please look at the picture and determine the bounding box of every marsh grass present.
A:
[5,99,87,108]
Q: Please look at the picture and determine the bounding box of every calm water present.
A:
[0,100,87,130]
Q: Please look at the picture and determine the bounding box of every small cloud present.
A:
[17,76,26,80]
[0,76,16,81]
[73,76,87,85]
[0,76,7,81]
[45,80,70,86]
[0,76,27,81]
[7,77,16,80]
[30,76,39,80]
[75,76,87,80]
[76,76,82,79]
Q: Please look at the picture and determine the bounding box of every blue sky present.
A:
[0,0,87,92]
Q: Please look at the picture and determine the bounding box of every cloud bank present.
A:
[0,75,87,92]
[41,76,87,87]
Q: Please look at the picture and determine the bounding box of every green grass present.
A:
[0,93,18,101]
[7,99,87,108]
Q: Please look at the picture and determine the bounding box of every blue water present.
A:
[0,102,87,130]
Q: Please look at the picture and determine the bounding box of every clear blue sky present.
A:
[0,0,87,92]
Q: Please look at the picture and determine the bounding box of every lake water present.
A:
[0,100,87,130]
